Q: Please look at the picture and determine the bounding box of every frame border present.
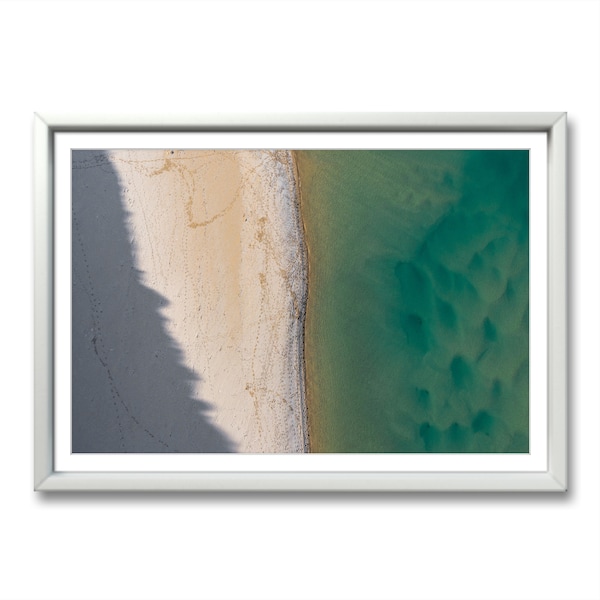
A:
[34,113,567,491]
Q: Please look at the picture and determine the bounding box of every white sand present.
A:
[105,149,308,452]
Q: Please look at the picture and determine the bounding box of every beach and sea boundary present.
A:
[72,148,529,454]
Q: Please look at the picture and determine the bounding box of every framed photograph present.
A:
[34,113,567,491]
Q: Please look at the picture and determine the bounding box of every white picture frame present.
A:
[34,112,567,491]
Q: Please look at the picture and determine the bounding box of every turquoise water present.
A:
[295,150,529,452]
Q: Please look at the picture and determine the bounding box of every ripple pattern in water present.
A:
[296,150,529,452]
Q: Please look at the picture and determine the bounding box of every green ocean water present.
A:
[295,150,529,453]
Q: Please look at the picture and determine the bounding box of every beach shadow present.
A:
[71,150,235,452]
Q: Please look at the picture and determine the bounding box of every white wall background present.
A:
[1,1,598,599]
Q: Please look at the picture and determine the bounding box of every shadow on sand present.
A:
[71,150,234,452]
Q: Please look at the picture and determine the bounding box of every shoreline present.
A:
[235,150,309,452]
[290,150,310,452]
[288,151,310,452]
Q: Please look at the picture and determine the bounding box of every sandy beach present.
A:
[72,149,307,453]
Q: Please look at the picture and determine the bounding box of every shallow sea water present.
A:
[295,150,529,452]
